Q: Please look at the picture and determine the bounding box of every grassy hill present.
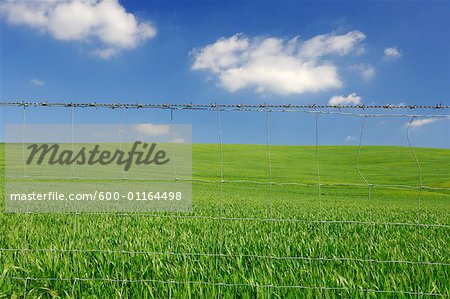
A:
[0,144,449,298]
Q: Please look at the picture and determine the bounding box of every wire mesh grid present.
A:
[0,101,449,298]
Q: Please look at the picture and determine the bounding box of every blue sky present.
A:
[0,0,449,147]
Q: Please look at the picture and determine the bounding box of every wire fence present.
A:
[0,101,449,298]
[0,101,449,109]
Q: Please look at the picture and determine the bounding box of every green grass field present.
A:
[0,144,449,298]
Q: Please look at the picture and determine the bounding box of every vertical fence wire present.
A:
[70,105,79,297]
[315,114,323,297]
[71,277,78,298]
[23,277,28,299]
[21,106,26,178]
[21,106,30,298]
[406,116,424,298]
[169,108,177,298]
[71,105,75,180]
[355,116,374,295]
[265,109,274,298]
[119,108,127,298]
[216,108,224,298]
[71,107,77,243]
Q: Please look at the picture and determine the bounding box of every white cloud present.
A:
[384,47,401,59]
[192,31,367,95]
[299,30,366,58]
[192,34,249,73]
[30,78,45,86]
[408,117,442,128]
[345,135,356,142]
[349,63,375,80]
[328,93,362,106]
[91,48,119,59]
[0,0,156,58]
[134,124,170,136]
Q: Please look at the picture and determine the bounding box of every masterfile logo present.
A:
[4,124,192,213]
[26,141,170,171]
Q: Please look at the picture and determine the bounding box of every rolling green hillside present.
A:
[0,144,449,298]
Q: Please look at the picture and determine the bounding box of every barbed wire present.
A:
[2,101,449,120]
[0,101,448,110]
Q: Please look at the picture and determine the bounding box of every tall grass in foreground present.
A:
[0,144,449,298]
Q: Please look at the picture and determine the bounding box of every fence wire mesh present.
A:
[0,101,449,298]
